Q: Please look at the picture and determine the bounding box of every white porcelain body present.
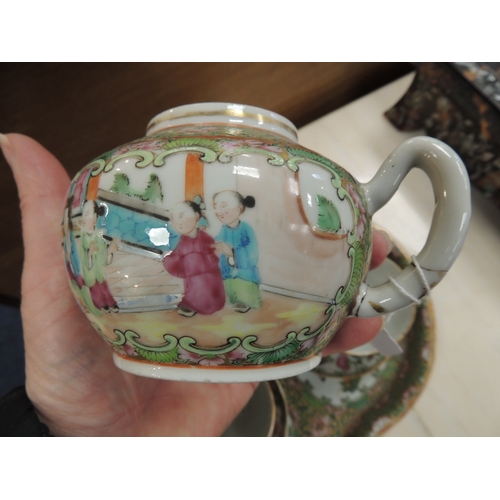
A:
[62,103,471,382]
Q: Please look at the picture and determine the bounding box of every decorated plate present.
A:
[278,242,435,436]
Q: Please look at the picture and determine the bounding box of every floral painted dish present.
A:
[277,242,435,437]
[226,293,433,437]
[280,247,435,436]
[223,242,435,437]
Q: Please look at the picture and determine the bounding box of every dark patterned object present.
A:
[279,296,434,437]
[386,62,500,207]
[452,63,500,112]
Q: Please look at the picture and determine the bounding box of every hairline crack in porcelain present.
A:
[62,102,471,383]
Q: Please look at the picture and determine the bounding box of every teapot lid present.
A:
[146,102,298,142]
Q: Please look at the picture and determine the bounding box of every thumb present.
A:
[0,133,71,301]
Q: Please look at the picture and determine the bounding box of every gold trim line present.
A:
[147,109,298,138]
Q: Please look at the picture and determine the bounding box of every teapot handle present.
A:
[354,136,471,318]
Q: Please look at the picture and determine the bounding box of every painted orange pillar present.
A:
[185,153,204,202]
[86,172,101,201]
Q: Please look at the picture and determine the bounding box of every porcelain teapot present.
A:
[62,103,471,382]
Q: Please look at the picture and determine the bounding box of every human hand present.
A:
[213,241,233,258]
[1,133,390,436]
[108,239,118,254]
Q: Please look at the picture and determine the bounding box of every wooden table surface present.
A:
[0,62,411,300]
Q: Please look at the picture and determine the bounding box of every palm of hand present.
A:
[3,133,386,436]
[24,268,255,437]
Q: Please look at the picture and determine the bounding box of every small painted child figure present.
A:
[163,200,225,317]
[213,191,262,313]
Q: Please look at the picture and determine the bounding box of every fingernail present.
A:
[0,133,15,168]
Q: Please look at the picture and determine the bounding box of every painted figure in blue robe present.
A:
[213,191,262,313]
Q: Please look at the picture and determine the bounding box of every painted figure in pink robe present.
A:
[163,201,225,317]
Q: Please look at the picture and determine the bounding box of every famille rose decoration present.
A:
[62,103,471,383]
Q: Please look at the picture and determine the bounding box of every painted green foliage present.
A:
[246,340,301,365]
[110,173,163,203]
[134,346,179,363]
[285,147,334,169]
[163,137,221,153]
[316,194,341,233]
[338,240,364,307]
